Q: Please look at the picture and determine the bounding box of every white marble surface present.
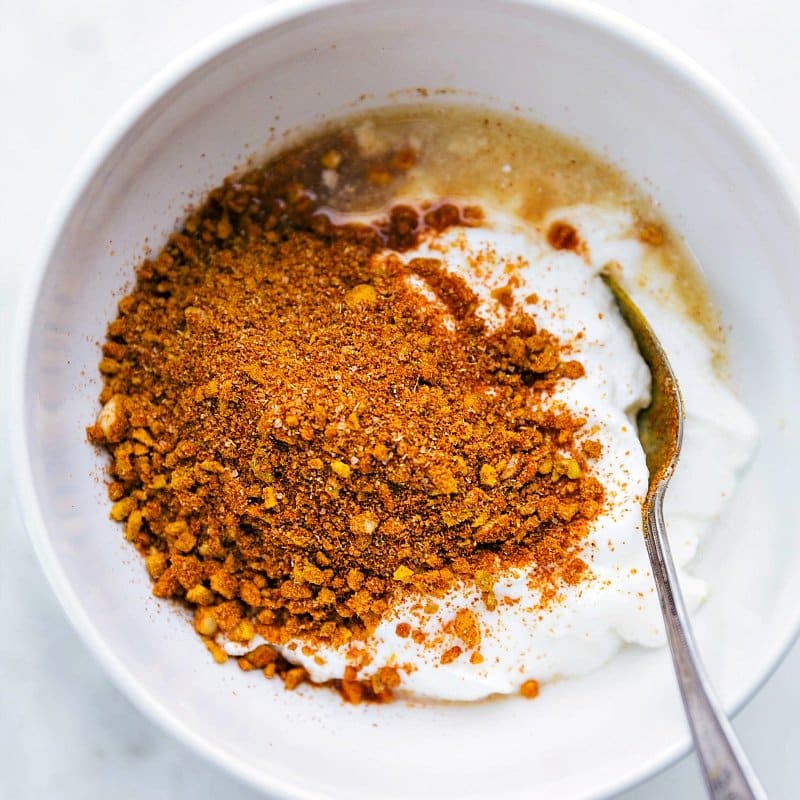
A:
[1,1,798,797]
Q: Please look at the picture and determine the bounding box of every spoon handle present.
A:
[646,482,767,800]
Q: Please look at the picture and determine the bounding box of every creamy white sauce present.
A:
[225,205,757,701]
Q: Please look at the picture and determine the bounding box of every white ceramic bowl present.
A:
[12,1,800,798]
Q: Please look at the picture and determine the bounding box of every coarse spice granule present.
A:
[87,133,605,701]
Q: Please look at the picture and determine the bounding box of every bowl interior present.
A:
[16,1,800,798]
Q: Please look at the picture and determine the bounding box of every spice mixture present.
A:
[88,122,606,702]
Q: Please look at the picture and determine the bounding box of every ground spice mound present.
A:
[88,141,604,699]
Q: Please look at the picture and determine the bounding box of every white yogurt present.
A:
[226,205,757,700]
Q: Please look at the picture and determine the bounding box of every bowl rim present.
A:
[10,0,800,797]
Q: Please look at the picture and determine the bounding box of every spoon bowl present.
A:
[11,1,800,797]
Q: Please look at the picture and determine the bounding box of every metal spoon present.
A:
[601,268,766,800]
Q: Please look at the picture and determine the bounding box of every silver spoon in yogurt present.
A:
[601,267,766,800]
